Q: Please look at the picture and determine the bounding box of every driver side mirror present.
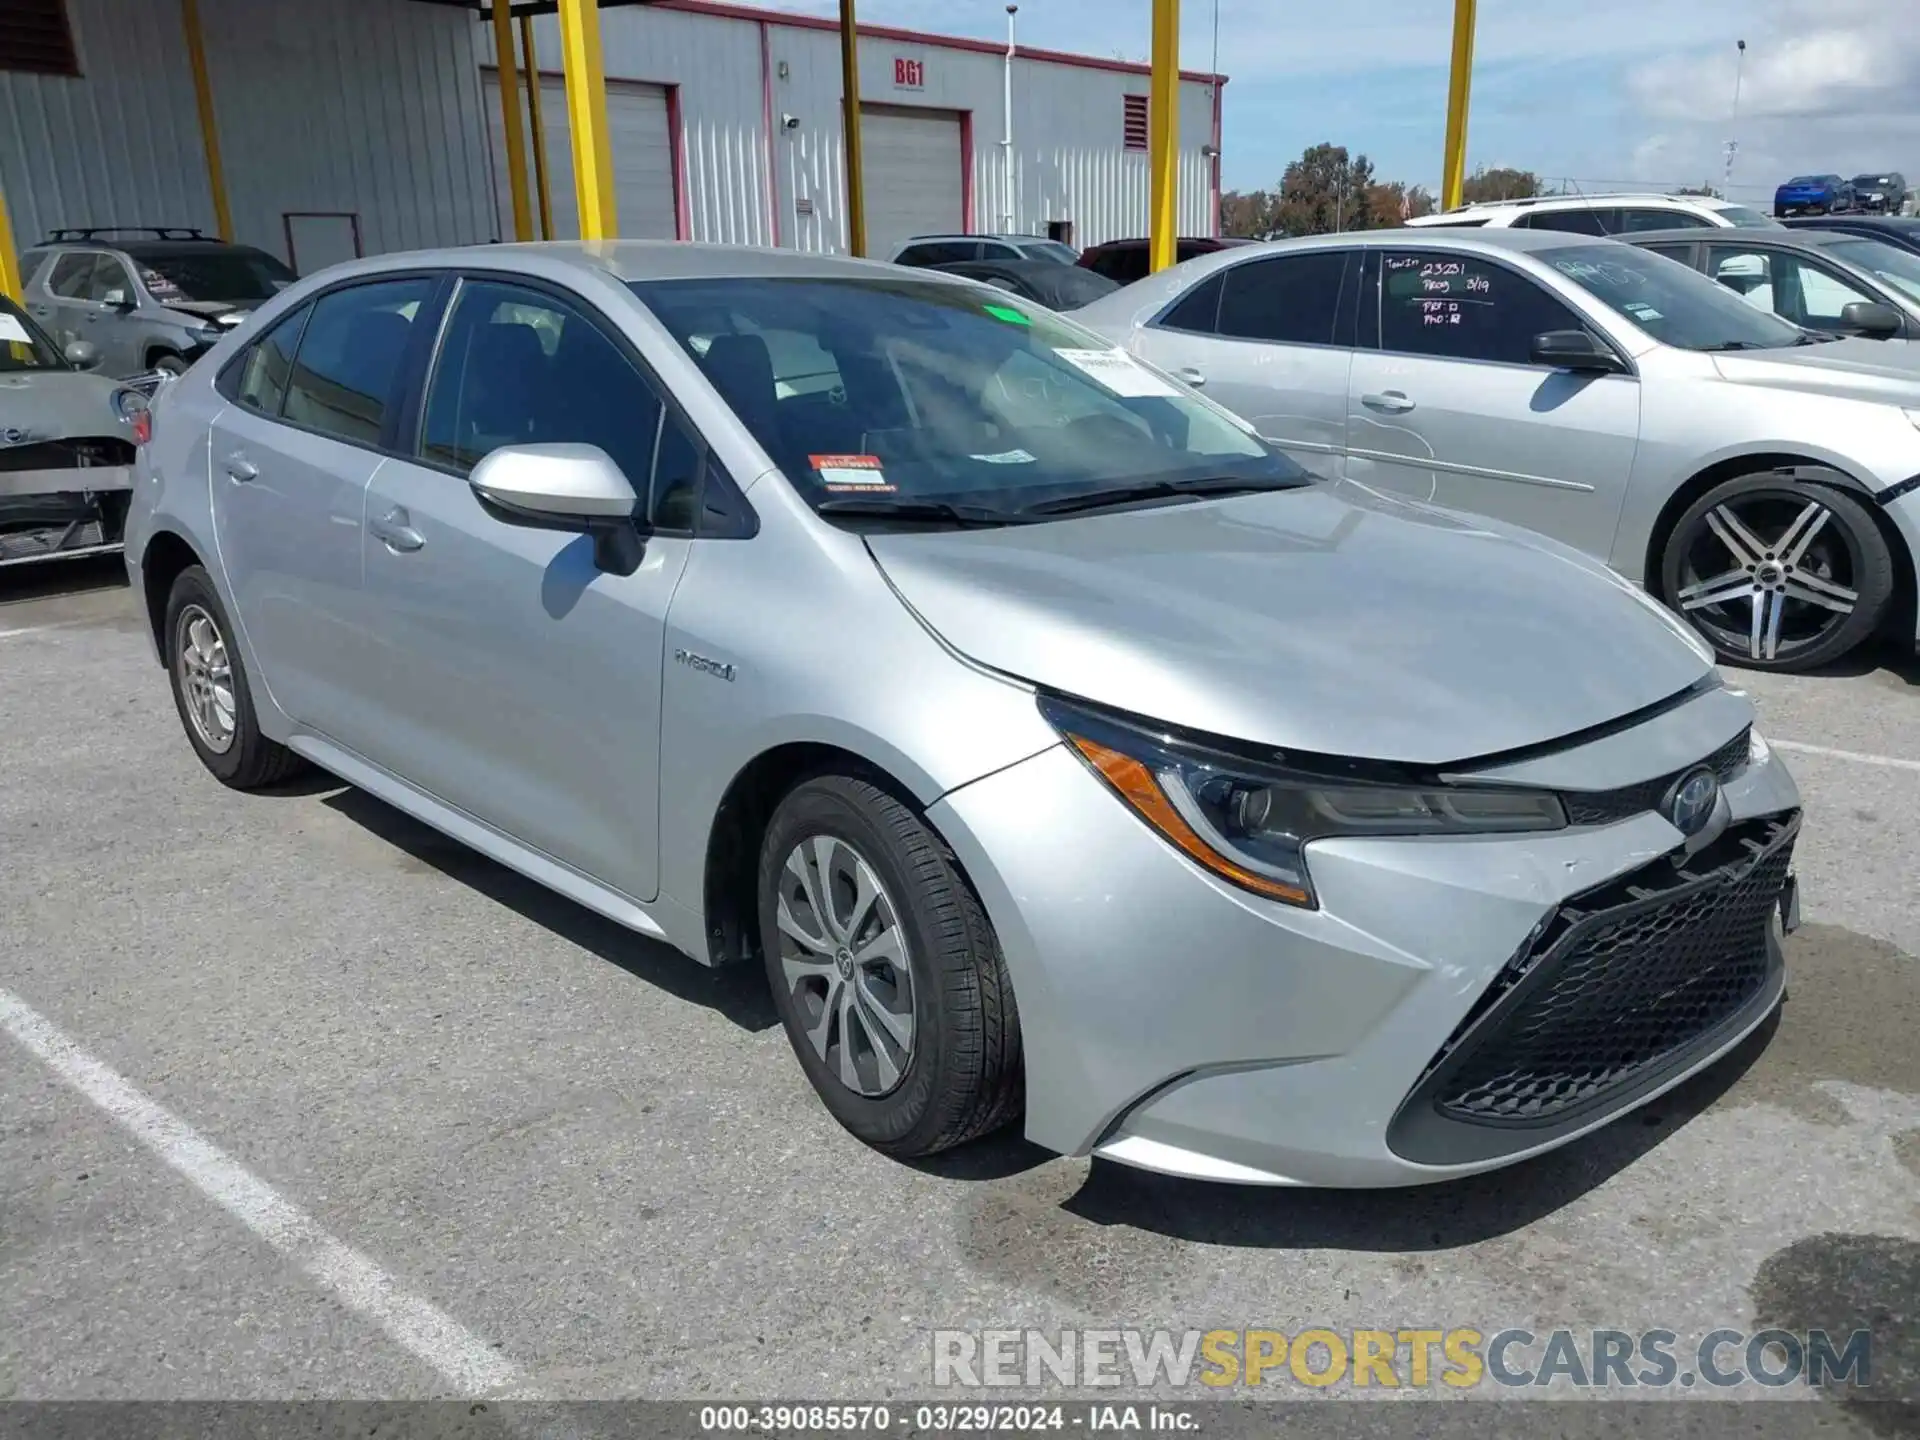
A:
[468,443,649,577]
[1529,329,1627,374]
[101,288,135,312]
[1839,300,1902,339]
[63,340,101,370]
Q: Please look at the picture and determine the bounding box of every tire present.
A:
[152,354,188,377]
[1659,473,1895,672]
[758,773,1022,1158]
[163,565,308,789]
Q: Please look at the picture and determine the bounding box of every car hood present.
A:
[0,369,128,441]
[1710,336,1920,404]
[863,483,1713,766]
[164,300,252,324]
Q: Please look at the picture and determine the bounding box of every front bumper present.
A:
[931,700,1801,1188]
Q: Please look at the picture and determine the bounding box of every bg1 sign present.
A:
[893,57,925,90]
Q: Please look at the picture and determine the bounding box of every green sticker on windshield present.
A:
[982,302,1031,325]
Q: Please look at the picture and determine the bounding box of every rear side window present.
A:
[1377,251,1586,366]
[1519,208,1614,236]
[234,304,311,415]
[896,241,978,266]
[282,277,435,446]
[1620,208,1710,232]
[20,250,50,285]
[1217,251,1349,345]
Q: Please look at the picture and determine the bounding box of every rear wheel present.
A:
[758,773,1022,1158]
[164,565,308,788]
[1659,475,1894,671]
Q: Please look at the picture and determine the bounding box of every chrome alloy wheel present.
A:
[774,835,916,1098]
[174,603,237,753]
[1674,497,1861,663]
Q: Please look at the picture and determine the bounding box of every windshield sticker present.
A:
[969,448,1038,465]
[1624,302,1664,321]
[810,453,895,492]
[1053,348,1180,398]
[0,315,30,346]
[982,302,1031,326]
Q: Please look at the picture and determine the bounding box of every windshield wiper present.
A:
[814,496,1032,528]
[1792,331,1842,345]
[1699,340,1773,352]
[1019,474,1307,517]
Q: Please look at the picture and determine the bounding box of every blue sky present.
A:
[771,0,1920,205]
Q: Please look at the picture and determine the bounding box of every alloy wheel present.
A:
[1672,495,1862,664]
[174,603,237,754]
[773,834,916,1098]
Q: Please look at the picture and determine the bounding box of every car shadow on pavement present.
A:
[1055,1011,1777,1251]
[1778,635,1920,685]
[321,785,781,1034]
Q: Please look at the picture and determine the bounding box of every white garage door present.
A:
[859,105,964,259]
[485,75,678,241]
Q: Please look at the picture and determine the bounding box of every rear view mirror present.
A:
[469,442,647,576]
[1529,329,1627,374]
[1839,300,1902,338]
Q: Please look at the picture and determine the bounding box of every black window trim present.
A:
[404,267,755,540]
[1360,245,1638,377]
[1147,249,1362,349]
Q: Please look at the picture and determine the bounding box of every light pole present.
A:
[1003,5,1017,233]
[1722,38,1746,195]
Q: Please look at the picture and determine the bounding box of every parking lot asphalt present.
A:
[2,557,1916,1421]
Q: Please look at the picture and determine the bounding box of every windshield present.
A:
[0,297,64,372]
[1826,237,1920,306]
[1785,176,1824,187]
[127,247,296,304]
[1017,240,1080,264]
[1544,244,1806,351]
[1853,176,1896,189]
[630,276,1301,516]
[1717,205,1780,229]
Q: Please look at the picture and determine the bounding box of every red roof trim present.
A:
[652,0,1228,85]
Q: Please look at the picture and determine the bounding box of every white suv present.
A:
[1409,192,1783,235]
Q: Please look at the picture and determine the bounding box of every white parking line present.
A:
[0,986,529,1398]
[0,620,91,641]
[1771,739,1920,773]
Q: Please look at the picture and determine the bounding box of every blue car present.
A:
[1775,173,1853,217]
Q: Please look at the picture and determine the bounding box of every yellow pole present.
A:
[556,0,618,240]
[839,0,866,257]
[520,13,554,240]
[1440,0,1476,212]
[0,181,21,304]
[491,1,534,242]
[1147,0,1180,273]
[180,0,233,241]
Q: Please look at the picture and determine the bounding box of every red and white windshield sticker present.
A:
[811,453,895,493]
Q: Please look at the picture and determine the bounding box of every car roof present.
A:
[309,240,979,288]
[900,233,1051,245]
[1436,191,1730,213]
[1622,226,1856,252]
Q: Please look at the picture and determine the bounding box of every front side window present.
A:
[1705,245,1874,329]
[422,279,665,506]
[1377,251,1584,366]
[1217,251,1349,346]
[631,275,1297,517]
[1545,243,1804,351]
[0,296,63,372]
[282,277,435,445]
[235,305,311,414]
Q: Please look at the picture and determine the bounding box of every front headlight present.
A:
[1041,696,1566,909]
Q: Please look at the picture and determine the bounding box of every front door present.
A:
[209,274,438,746]
[1130,249,1357,479]
[357,276,693,902]
[1344,248,1642,558]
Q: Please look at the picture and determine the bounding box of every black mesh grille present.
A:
[1426,813,1795,1127]
[1561,726,1751,827]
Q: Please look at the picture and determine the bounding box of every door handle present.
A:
[1361,390,1416,413]
[223,451,258,482]
[370,506,425,553]
[1175,366,1207,387]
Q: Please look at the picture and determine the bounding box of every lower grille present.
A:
[1388,812,1796,1164]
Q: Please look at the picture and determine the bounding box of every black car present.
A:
[1848,173,1909,215]
[1784,214,1920,257]
[927,258,1121,311]
[1076,236,1254,286]
[1623,226,1920,340]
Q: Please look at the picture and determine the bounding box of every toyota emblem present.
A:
[1665,767,1720,837]
[0,427,26,446]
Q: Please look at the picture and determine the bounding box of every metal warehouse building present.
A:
[0,0,1223,275]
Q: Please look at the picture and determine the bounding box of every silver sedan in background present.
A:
[125,242,1800,1187]
[1075,228,1920,672]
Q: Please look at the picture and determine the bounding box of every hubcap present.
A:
[1674,497,1859,663]
[174,603,237,753]
[774,835,916,1098]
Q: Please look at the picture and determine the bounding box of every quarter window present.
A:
[1157,271,1225,333]
[1217,252,1349,345]
[234,305,310,415]
[1377,251,1587,366]
[282,277,435,446]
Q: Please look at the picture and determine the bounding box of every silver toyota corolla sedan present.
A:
[125,242,1802,1187]
[1074,228,1920,673]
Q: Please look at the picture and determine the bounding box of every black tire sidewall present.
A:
[163,566,263,784]
[153,355,188,376]
[757,777,954,1150]
[1659,476,1894,671]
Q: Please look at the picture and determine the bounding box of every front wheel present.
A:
[1660,475,1894,671]
[758,774,1022,1158]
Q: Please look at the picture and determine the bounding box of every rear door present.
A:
[39,252,106,353]
[1130,249,1357,477]
[1343,247,1641,557]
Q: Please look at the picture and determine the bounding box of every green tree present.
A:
[1459,166,1551,204]
[1219,188,1280,240]
[1366,181,1436,227]
[1275,142,1378,236]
